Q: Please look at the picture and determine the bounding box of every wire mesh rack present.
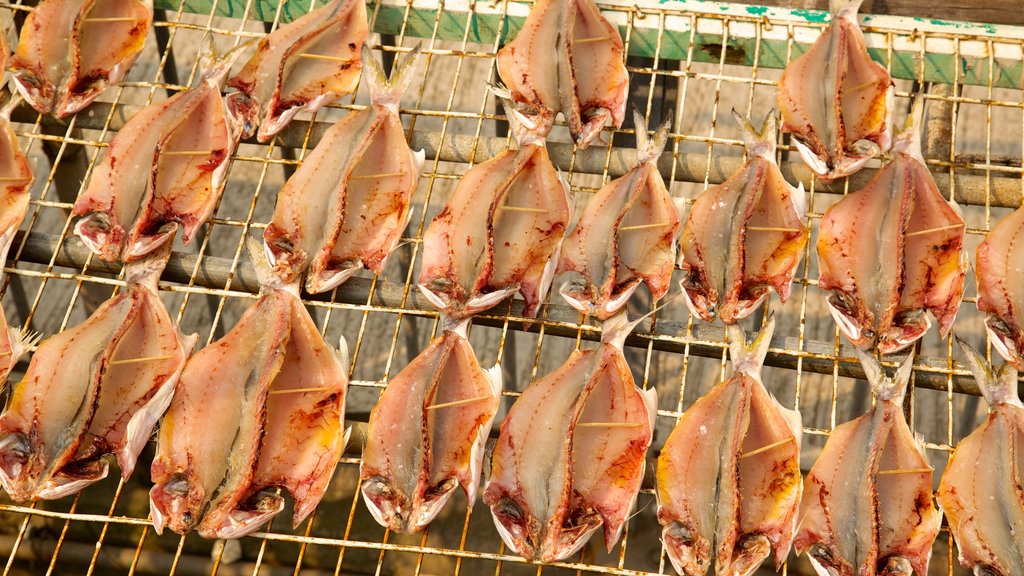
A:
[0,0,1021,574]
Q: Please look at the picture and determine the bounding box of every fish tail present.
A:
[726,314,775,376]
[199,36,257,86]
[853,347,914,402]
[364,43,422,109]
[828,0,864,17]
[600,287,683,350]
[440,314,472,339]
[892,92,925,159]
[956,335,1021,407]
[0,93,23,121]
[632,106,671,165]
[731,108,777,159]
[124,240,172,291]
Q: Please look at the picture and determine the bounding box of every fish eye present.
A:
[495,498,523,522]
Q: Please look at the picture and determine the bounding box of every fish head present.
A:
[726,534,773,576]
[540,507,604,563]
[0,431,35,502]
[225,92,260,141]
[149,472,207,535]
[661,520,713,576]
[876,309,931,355]
[74,212,125,263]
[360,474,417,533]
[33,459,109,500]
[487,490,543,560]
[805,543,848,576]
[878,556,914,575]
[198,490,286,540]
[679,272,717,323]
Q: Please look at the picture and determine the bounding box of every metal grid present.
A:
[0,0,1020,574]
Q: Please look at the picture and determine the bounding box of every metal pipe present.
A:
[8,230,987,396]
[11,103,1024,209]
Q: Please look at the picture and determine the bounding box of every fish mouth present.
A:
[661,521,711,576]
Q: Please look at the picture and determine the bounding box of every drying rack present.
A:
[0,0,1022,574]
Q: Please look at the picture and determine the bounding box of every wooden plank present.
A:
[152,0,1024,89]
[750,0,1024,28]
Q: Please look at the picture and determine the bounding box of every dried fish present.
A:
[777,0,893,181]
[793,349,941,576]
[0,246,192,502]
[558,109,682,320]
[484,312,656,562]
[150,240,348,538]
[495,0,628,148]
[935,339,1024,576]
[418,103,572,319]
[816,97,966,354]
[679,110,808,324]
[227,0,368,142]
[656,316,802,576]
[360,320,501,533]
[975,206,1024,370]
[73,40,249,263]
[0,95,36,382]
[264,45,423,292]
[9,0,152,118]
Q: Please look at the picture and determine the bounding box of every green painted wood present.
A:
[152,0,1024,89]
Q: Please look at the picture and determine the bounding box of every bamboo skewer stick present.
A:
[350,171,406,180]
[0,176,29,183]
[619,222,671,232]
[746,226,801,233]
[576,422,643,428]
[82,17,137,23]
[497,205,547,214]
[295,53,355,63]
[268,386,337,395]
[876,467,934,475]
[425,395,491,411]
[575,36,610,44]
[739,437,795,459]
[904,223,965,238]
[160,149,218,156]
[109,354,175,366]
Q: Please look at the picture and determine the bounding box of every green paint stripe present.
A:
[153,0,1024,89]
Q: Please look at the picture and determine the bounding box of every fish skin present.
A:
[9,0,152,118]
[679,111,808,325]
[418,109,571,319]
[495,0,627,148]
[816,99,966,354]
[264,46,423,292]
[935,340,1024,576]
[0,96,36,383]
[360,325,501,533]
[558,110,681,320]
[484,312,655,562]
[976,206,1024,370]
[777,0,893,181]
[72,44,247,263]
[0,248,187,502]
[656,318,802,576]
[793,349,940,576]
[226,0,368,142]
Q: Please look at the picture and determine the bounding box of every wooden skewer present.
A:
[426,395,491,411]
[876,467,933,475]
[739,437,794,460]
[109,354,175,366]
[847,79,882,93]
[350,171,406,180]
[497,205,547,214]
[82,16,137,23]
[619,222,671,232]
[0,176,29,183]
[268,386,336,395]
[295,53,355,63]
[905,223,965,238]
[746,226,801,233]
[575,36,611,44]
[576,422,643,428]
[160,149,217,156]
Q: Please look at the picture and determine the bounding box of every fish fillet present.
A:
[777,0,893,181]
[679,111,808,324]
[976,206,1024,370]
[793,349,940,576]
[484,312,656,562]
[817,98,966,353]
[360,322,501,533]
[656,317,802,576]
[227,0,368,142]
[495,0,628,148]
[9,0,152,118]
[558,109,682,320]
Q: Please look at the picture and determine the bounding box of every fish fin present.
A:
[642,387,658,431]
[0,93,22,121]
[732,108,778,160]
[726,314,776,377]
[336,335,351,375]
[829,0,864,18]
[853,347,914,402]
[955,335,1022,407]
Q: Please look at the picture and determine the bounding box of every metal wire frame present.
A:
[0,0,1020,574]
